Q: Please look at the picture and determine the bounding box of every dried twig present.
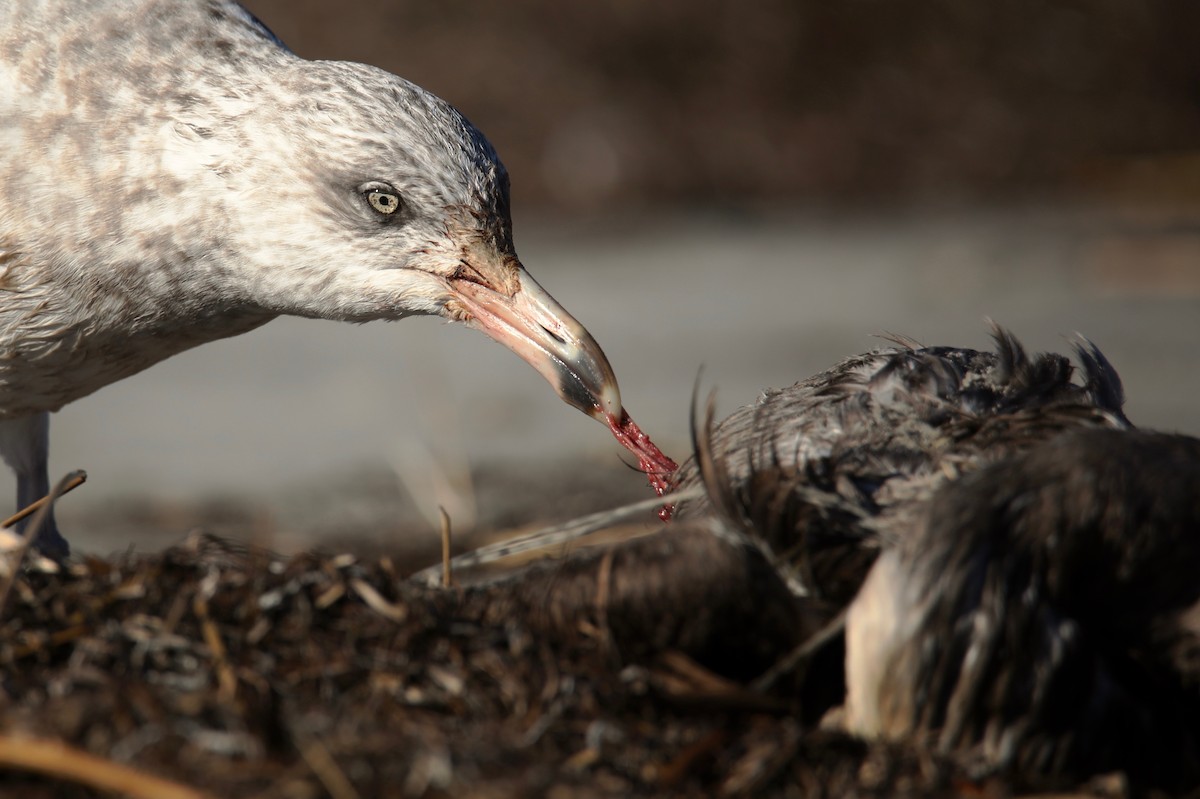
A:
[350,579,408,622]
[410,486,705,586]
[193,594,238,705]
[0,470,87,529]
[439,506,453,588]
[751,607,849,692]
[296,734,362,799]
[0,471,83,618]
[593,548,615,636]
[0,735,216,799]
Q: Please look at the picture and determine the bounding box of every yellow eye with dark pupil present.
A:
[367,190,400,215]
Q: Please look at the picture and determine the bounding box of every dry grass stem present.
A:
[0,470,87,529]
[439,506,453,588]
[0,735,217,799]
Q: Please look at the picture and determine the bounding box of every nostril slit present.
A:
[540,324,566,345]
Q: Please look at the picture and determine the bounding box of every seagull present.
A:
[0,0,674,555]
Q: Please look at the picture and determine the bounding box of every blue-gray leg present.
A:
[0,412,70,557]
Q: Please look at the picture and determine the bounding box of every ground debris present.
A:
[0,530,1155,797]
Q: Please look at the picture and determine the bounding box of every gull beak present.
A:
[446,262,623,422]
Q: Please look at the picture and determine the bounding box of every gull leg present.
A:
[0,412,70,557]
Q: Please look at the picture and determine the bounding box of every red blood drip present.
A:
[606,410,678,522]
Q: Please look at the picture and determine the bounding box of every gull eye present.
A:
[364,185,402,216]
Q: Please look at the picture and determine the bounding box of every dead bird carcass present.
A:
[669,326,1200,789]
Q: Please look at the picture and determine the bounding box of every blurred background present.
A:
[13,1,1200,556]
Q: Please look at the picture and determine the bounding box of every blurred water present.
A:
[5,206,1198,550]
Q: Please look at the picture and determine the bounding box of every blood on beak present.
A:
[445,256,679,504]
